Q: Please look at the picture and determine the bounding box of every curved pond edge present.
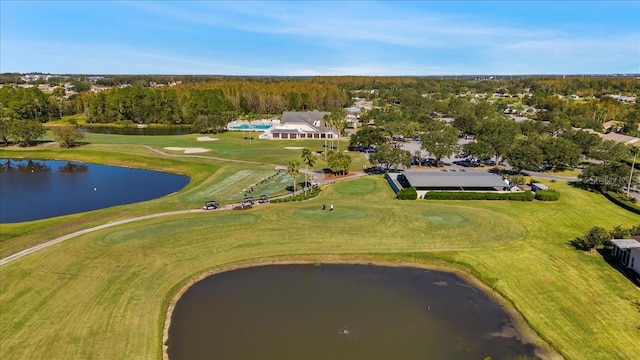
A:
[161,255,563,360]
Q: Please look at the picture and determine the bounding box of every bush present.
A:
[604,191,640,215]
[535,189,560,201]
[570,226,610,252]
[397,187,417,200]
[271,188,321,203]
[424,191,534,201]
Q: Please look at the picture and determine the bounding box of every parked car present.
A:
[203,200,219,210]
[258,194,269,203]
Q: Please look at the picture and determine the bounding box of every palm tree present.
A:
[300,148,316,195]
[287,160,300,196]
[322,114,332,160]
[627,146,638,197]
[330,108,347,151]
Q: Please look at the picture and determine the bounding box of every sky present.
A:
[1,1,639,76]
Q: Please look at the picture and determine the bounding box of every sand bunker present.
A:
[164,147,210,154]
[197,136,219,141]
[285,147,304,150]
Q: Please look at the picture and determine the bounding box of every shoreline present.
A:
[161,254,563,360]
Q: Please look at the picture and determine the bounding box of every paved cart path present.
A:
[0,209,203,266]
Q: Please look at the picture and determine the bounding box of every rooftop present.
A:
[281,111,329,124]
[611,239,640,249]
[401,170,508,190]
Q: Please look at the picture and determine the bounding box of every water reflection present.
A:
[58,161,89,173]
[0,158,189,223]
[0,159,51,173]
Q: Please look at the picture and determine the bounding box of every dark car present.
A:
[203,200,220,210]
[258,194,269,203]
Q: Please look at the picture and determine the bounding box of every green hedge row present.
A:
[604,191,640,215]
[424,191,534,201]
[534,189,560,201]
[397,188,417,200]
[271,188,321,203]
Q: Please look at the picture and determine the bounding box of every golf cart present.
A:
[258,194,269,203]
[203,200,220,210]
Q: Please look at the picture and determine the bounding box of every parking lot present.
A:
[367,139,482,171]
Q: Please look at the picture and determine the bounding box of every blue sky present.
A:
[1,1,639,75]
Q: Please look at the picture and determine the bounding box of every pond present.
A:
[0,159,190,223]
[166,264,545,360]
[80,125,193,135]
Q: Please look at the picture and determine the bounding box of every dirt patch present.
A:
[196,136,219,142]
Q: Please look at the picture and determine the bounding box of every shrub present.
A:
[535,189,560,201]
[423,191,534,201]
[271,188,321,203]
[604,191,640,215]
[397,187,417,200]
[570,226,610,252]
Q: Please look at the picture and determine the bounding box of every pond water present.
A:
[166,264,542,360]
[0,159,190,223]
[80,125,193,135]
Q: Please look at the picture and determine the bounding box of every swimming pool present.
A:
[228,124,272,131]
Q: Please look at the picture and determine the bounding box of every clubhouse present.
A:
[261,111,339,140]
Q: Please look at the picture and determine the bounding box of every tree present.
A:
[349,126,388,151]
[579,162,632,193]
[540,137,581,170]
[453,113,479,135]
[590,140,629,165]
[609,225,631,239]
[504,138,544,173]
[627,146,638,197]
[300,148,316,194]
[329,108,347,151]
[369,144,411,170]
[560,129,602,156]
[420,125,459,166]
[286,160,300,195]
[8,120,46,146]
[51,125,85,148]
[322,113,332,159]
[571,226,611,252]
[462,140,493,160]
[476,117,520,163]
[327,150,351,175]
[0,118,10,146]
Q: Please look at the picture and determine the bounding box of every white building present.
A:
[611,239,640,276]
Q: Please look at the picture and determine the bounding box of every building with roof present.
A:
[389,170,510,198]
[263,111,338,140]
[581,128,640,146]
[531,183,549,192]
[611,239,640,276]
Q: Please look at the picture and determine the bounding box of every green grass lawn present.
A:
[1,139,639,360]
